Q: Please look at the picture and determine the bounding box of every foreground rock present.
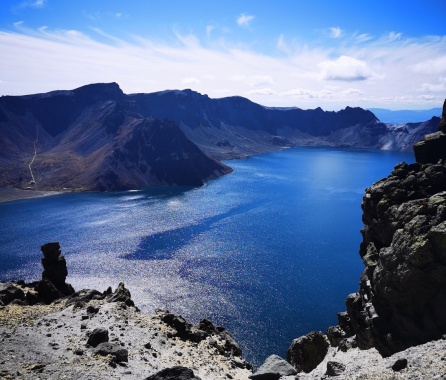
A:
[286,331,329,373]
[414,98,446,163]
[249,354,296,379]
[0,284,252,380]
[0,242,251,379]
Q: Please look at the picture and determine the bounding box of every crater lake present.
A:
[0,146,413,366]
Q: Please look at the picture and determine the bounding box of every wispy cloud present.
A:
[1,25,445,110]
[206,25,217,38]
[329,27,342,39]
[19,0,46,8]
[237,13,255,27]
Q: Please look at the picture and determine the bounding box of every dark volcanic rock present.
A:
[0,282,25,305]
[161,312,206,343]
[106,282,134,307]
[249,354,297,379]
[286,331,329,373]
[145,366,201,380]
[66,288,105,307]
[414,104,446,164]
[438,99,446,133]
[94,342,128,362]
[326,361,346,376]
[87,327,109,347]
[414,131,446,164]
[335,158,446,357]
[40,242,74,296]
[391,358,408,372]
[35,278,64,304]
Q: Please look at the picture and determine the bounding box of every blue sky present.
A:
[1,0,445,110]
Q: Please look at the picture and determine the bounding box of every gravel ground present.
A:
[0,299,251,380]
[280,338,446,379]
[1,289,445,380]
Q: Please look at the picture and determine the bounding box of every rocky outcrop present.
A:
[249,354,296,379]
[414,99,446,163]
[0,242,75,305]
[321,113,446,359]
[286,331,329,373]
[346,163,446,356]
[40,242,74,296]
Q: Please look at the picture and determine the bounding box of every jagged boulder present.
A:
[106,282,134,307]
[145,366,201,380]
[0,282,25,305]
[326,361,346,376]
[65,288,105,307]
[94,342,128,363]
[286,331,329,373]
[249,354,297,379]
[87,327,109,347]
[414,100,446,163]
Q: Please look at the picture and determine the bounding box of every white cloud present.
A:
[183,77,200,85]
[411,55,446,74]
[356,34,373,43]
[319,56,373,82]
[386,31,402,42]
[19,0,46,8]
[330,27,342,39]
[237,13,255,27]
[246,88,276,96]
[420,77,446,92]
[1,26,445,110]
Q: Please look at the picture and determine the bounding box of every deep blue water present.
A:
[0,146,413,366]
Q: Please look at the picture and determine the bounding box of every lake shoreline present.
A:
[0,187,62,203]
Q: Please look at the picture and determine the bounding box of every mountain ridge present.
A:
[0,82,439,191]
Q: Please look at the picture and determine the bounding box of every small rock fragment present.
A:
[326,361,346,376]
[392,358,408,372]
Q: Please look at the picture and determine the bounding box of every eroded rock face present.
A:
[414,98,446,163]
[40,242,74,297]
[334,160,446,357]
[249,354,297,379]
[286,331,329,373]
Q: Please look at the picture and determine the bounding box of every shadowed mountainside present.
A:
[0,82,438,191]
[0,83,232,191]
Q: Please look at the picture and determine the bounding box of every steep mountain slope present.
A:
[0,82,438,191]
[0,83,231,191]
[128,89,385,158]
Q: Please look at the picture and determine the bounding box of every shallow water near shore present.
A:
[0,146,413,366]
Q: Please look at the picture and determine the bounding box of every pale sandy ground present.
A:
[0,187,61,203]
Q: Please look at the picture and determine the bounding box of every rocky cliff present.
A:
[252,100,446,379]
